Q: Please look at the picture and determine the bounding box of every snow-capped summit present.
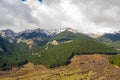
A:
[58,27,78,33]
[18,28,53,37]
[17,28,55,39]
[0,29,17,38]
[0,27,79,42]
[49,27,79,35]
[32,28,53,36]
[86,32,103,38]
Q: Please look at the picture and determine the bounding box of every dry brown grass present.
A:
[0,54,120,80]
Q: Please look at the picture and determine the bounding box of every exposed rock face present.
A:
[0,29,17,38]
[47,40,59,46]
[50,40,59,45]
[45,40,59,50]
[1,32,6,38]
[17,39,35,48]
[0,47,4,52]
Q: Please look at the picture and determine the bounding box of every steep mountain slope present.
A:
[0,29,17,42]
[0,29,17,38]
[29,37,117,68]
[0,28,80,46]
[17,28,53,46]
[18,28,52,39]
[0,28,54,46]
[0,37,14,53]
[0,37,30,70]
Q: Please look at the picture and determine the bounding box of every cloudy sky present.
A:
[0,0,120,33]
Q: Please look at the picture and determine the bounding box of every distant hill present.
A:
[98,32,120,42]
[97,32,120,50]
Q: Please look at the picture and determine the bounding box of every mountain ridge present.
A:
[0,27,119,70]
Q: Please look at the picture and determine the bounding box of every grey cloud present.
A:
[0,0,120,33]
[43,0,60,6]
[0,0,39,27]
[71,0,120,29]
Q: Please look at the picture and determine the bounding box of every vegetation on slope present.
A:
[29,38,117,68]
[0,37,30,70]
[0,31,118,70]
[109,55,120,67]
[103,33,120,42]
[110,41,120,49]
[53,31,91,42]
[97,36,112,44]
[0,37,14,54]
[98,33,120,43]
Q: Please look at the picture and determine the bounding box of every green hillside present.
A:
[0,37,14,54]
[109,41,120,66]
[29,37,117,68]
[0,37,30,70]
[110,41,120,49]
[53,31,90,42]
[97,36,112,44]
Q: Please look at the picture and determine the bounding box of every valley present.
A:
[0,28,120,80]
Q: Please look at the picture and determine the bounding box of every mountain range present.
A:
[0,28,120,70]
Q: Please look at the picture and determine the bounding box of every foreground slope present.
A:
[1,54,120,80]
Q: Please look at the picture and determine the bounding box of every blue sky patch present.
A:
[21,0,26,2]
[38,0,42,3]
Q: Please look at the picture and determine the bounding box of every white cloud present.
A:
[0,0,120,33]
